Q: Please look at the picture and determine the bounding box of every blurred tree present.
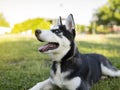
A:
[12,18,51,33]
[76,24,90,34]
[0,13,10,27]
[76,24,86,33]
[94,0,120,26]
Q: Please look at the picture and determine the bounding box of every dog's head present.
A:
[35,14,76,61]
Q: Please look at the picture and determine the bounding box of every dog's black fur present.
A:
[30,14,120,90]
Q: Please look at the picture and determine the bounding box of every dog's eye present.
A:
[52,29,61,34]
[51,29,63,38]
[55,30,60,33]
[54,30,58,33]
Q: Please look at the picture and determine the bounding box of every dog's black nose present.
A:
[35,29,41,36]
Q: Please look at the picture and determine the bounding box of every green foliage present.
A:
[76,24,85,33]
[96,25,113,34]
[0,13,10,27]
[76,24,90,34]
[74,24,112,34]
[12,18,51,33]
[94,0,120,25]
[0,35,120,90]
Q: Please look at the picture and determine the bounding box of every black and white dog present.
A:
[30,14,120,90]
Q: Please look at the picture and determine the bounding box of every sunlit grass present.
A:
[0,34,120,90]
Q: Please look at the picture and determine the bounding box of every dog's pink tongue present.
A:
[38,43,56,52]
[39,45,49,52]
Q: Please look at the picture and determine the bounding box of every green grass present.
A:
[0,34,120,90]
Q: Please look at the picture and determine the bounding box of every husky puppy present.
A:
[30,14,120,90]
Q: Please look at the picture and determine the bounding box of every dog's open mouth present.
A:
[39,42,59,52]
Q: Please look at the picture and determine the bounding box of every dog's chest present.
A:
[50,62,81,89]
[50,63,69,88]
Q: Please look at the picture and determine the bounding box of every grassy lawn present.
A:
[0,34,120,90]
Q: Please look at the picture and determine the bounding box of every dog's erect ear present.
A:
[56,16,62,26]
[65,14,75,38]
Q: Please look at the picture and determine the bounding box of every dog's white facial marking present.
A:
[50,63,81,89]
[37,30,71,61]
[101,63,120,77]
[51,26,59,30]
[37,30,57,43]
[48,35,70,61]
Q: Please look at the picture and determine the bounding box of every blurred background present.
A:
[0,0,120,90]
[0,0,120,35]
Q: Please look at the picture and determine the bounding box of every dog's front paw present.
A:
[29,83,43,90]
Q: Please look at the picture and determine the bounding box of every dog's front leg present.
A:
[29,78,53,90]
